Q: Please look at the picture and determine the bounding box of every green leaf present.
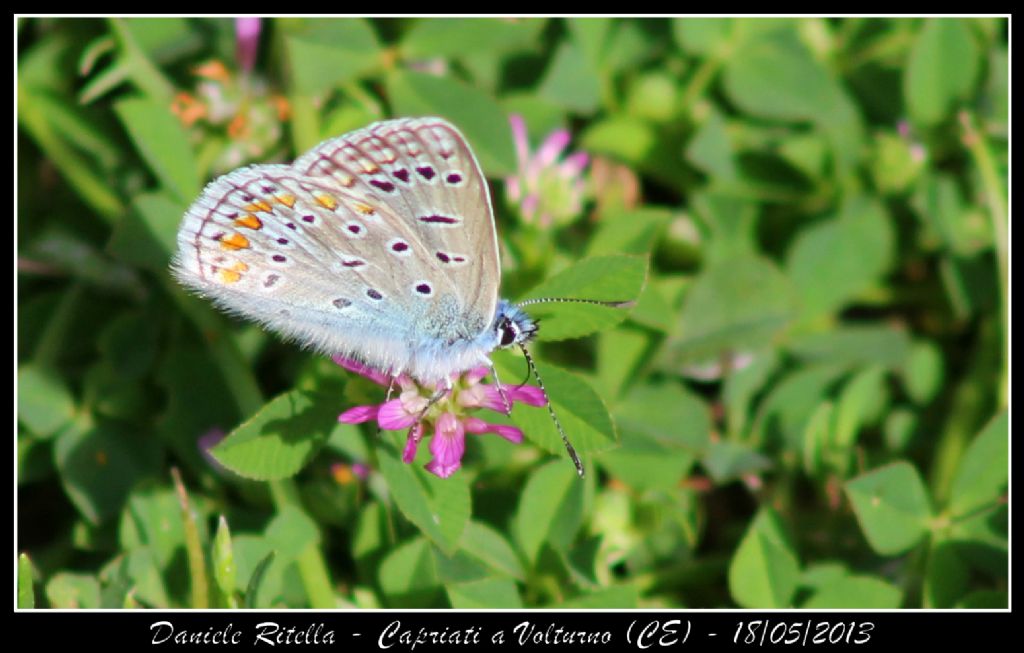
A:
[352,502,387,563]
[586,207,671,257]
[723,349,779,439]
[901,340,945,405]
[459,521,525,580]
[957,591,1008,609]
[912,172,992,257]
[401,18,545,58]
[672,17,733,55]
[595,326,652,400]
[787,325,912,369]
[750,363,847,450]
[386,70,515,176]
[45,572,101,609]
[905,19,980,126]
[948,411,1008,518]
[244,550,277,609]
[54,423,161,524]
[211,390,338,480]
[802,575,902,609]
[555,584,638,608]
[671,256,797,365]
[923,539,970,608]
[800,561,849,591]
[686,110,739,183]
[18,364,76,438]
[496,354,617,459]
[513,460,584,565]
[538,41,602,114]
[722,26,841,122]
[114,96,199,203]
[845,462,932,555]
[728,508,800,608]
[519,255,647,341]
[567,18,612,68]
[870,132,926,195]
[832,365,888,453]
[96,310,161,380]
[601,382,709,490]
[118,487,187,571]
[284,21,380,97]
[18,553,35,608]
[432,546,490,585]
[703,440,772,483]
[376,446,471,555]
[786,197,894,321]
[265,506,320,563]
[581,116,657,167]
[884,409,917,453]
[378,537,440,598]
[628,277,682,333]
[446,578,522,608]
[801,401,832,475]
[722,25,864,171]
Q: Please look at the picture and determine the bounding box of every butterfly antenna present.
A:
[520,344,585,478]
[516,297,636,309]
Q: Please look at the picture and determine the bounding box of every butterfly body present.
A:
[173,117,536,383]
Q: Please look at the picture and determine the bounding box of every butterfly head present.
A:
[494,300,538,349]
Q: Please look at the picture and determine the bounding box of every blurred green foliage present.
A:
[17,17,1006,609]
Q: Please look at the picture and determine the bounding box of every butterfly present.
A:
[173,116,623,476]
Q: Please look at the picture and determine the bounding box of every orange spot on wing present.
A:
[218,268,242,284]
[220,233,250,250]
[243,200,273,213]
[235,214,263,230]
[276,194,296,208]
[362,162,381,174]
[353,202,376,216]
[316,194,338,210]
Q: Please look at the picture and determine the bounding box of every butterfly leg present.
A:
[486,360,512,414]
[375,375,398,438]
[413,376,453,424]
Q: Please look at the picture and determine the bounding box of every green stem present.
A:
[681,51,725,110]
[18,553,35,609]
[172,467,209,608]
[959,110,1008,408]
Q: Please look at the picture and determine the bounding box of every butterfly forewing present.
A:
[296,118,500,337]
[173,117,502,379]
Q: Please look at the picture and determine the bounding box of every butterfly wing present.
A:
[295,117,501,339]
[173,117,502,380]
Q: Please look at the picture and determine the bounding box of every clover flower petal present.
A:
[335,359,546,478]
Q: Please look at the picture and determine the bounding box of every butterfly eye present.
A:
[499,319,519,347]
